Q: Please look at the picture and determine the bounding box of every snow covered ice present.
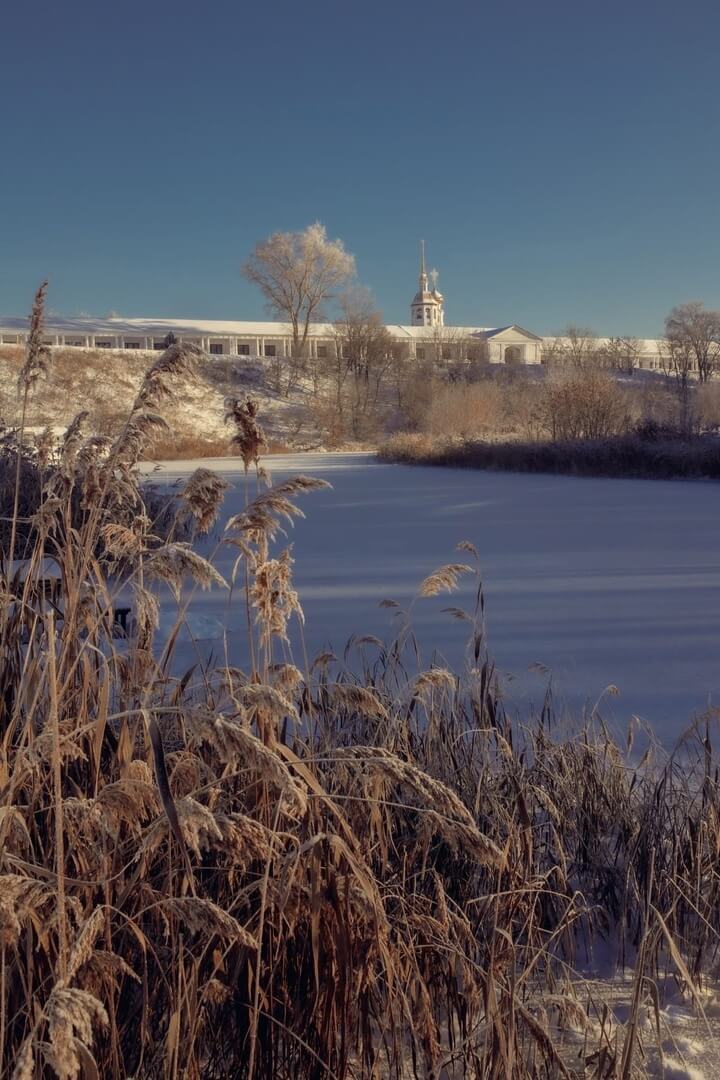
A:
[145,452,720,743]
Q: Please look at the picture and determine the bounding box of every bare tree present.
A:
[543,325,598,369]
[242,223,355,392]
[567,325,598,367]
[306,288,394,442]
[541,337,565,368]
[329,288,394,439]
[664,301,720,384]
[421,324,485,372]
[660,337,695,434]
[597,336,641,374]
[335,289,392,374]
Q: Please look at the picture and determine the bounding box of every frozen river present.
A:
[147,452,720,742]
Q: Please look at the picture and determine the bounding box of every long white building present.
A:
[0,315,547,364]
[0,251,668,371]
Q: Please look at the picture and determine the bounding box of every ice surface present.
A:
[143,452,720,743]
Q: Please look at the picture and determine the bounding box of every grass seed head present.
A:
[45,986,108,1080]
[224,396,267,471]
[180,467,230,533]
[18,281,51,394]
[418,562,474,598]
[145,542,229,599]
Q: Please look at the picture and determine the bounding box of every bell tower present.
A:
[410,242,444,327]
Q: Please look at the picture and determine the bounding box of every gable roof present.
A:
[391,325,496,339]
[482,324,543,342]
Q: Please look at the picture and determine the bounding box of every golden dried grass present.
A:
[0,297,717,1079]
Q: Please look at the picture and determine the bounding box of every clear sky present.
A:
[2,0,719,336]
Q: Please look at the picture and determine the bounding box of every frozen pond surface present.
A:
[145,452,720,742]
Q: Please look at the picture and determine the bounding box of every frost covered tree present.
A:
[242,223,355,392]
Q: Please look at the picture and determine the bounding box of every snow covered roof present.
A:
[0,314,339,338]
[390,325,497,339]
[483,325,545,341]
[0,314,511,342]
[0,313,665,353]
[390,324,544,341]
[544,336,665,355]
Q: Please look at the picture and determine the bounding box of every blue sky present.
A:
[2,0,719,336]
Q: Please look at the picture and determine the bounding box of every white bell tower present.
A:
[410,241,444,327]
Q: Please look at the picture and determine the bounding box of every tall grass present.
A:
[2,301,720,1077]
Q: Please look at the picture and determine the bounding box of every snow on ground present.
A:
[0,345,319,447]
[554,971,720,1079]
[142,452,720,744]
[565,972,720,1080]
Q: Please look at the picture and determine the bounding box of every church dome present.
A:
[410,243,445,326]
[412,290,435,305]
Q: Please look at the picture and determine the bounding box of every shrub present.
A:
[379,430,720,479]
[146,434,233,460]
[695,379,720,432]
[634,417,685,441]
[541,368,634,440]
[423,380,504,440]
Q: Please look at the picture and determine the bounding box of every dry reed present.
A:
[1,289,718,1079]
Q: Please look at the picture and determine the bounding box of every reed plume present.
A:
[224,396,267,472]
[179,466,230,534]
[6,282,51,568]
[17,281,51,394]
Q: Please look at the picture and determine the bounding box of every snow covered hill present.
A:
[0,344,321,454]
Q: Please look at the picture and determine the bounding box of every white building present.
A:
[0,314,546,366]
[0,249,668,371]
